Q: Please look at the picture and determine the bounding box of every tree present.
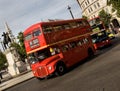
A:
[10,32,27,62]
[0,50,7,70]
[107,0,120,17]
[82,15,88,20]
[17,32,27,60]
[17,32,24,49]
[98,9,111,28]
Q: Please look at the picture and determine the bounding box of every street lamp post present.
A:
[67,5,74,19]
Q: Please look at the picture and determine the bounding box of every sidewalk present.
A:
[0,71,34,91]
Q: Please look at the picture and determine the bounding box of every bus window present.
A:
[50,47,60,55]
[37,48,51,60]
[28,54,39,64]
[81,39,84,44]
[77,40,82,46]
[69,22,77,28]
[24,34,32,41]
[33,29,41,37]
[62,23,71,29]
[83,38,89,44]
[69,41,77,48]
[97,24,104,30]
[28,48,51,64]
[62,44,69,52]
[53,25,63,31]
[77,21,84,27]
[83,20,90,26]
[43,26,53,33]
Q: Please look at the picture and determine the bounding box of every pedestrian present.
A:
[0,71,2,84]
[0,71,3,79]
[0,78,1,84]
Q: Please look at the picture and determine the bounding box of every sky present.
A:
[0,0,82,50]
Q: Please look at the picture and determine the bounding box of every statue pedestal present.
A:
[4,47,27,77]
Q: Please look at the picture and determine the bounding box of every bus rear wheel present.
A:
[88,48,94,59]
[55,62,66,76]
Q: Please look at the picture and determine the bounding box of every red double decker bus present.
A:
[24,18,95,79]
[89,17,112,50]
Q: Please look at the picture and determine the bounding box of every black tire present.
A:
[36,77,45,80]
[55,62,66,76]
[88,48,94,59]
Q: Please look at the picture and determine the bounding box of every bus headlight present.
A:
[48,66,52,70]
[33,71,36,74]
[106,40,109,42]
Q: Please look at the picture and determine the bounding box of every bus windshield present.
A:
[89,17,101,26]
[28,48,51,64]
[91,31,108,43]
[89,17,105,32]
[24,29,41,41]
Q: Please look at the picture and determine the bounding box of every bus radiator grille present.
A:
[37,66,48,77]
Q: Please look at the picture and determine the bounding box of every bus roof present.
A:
[24,18,86,35]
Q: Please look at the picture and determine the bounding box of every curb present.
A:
[0,71,34,91]
[2,77,34,91]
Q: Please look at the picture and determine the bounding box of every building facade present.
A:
[77,0,112,19]
[77,0,120,30]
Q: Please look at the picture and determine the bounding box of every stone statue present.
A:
[2,32,11,49]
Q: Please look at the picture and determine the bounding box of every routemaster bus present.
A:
[89,17,112,50]
[91,30,111,50]
[23,18,95,79]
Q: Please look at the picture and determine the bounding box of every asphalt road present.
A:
[5,36,120,91]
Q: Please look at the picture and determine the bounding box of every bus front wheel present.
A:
[55,62,66,76]
[36,77,45,80]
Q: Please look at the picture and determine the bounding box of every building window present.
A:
[88,8,91,13]
[90,7,93,12]
[82,4,85,9]
[87,0,90,4]
[97,2,100,7]
[85,2,88,6]
[94,4,97,9]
